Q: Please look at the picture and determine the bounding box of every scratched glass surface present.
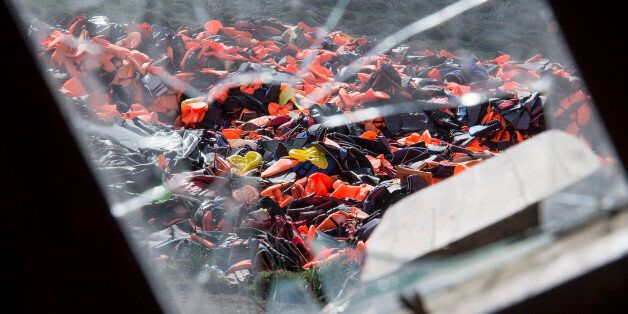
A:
[9,0,627,312]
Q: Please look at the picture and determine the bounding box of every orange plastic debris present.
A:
[227,259,252,273]
[180,98,209,125]
[204,20,223,35]
[261,158,299,178]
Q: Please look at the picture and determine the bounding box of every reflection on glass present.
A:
[10,0,627,312]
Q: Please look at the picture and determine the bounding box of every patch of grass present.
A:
[254,270,311,299]
[254,260,360,304]
[200,265,239,293]
[156,242,362,304]
[159,240,208,275]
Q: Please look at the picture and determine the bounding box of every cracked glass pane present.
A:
[7,0,627,312]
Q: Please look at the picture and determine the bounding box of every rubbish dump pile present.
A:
[33,15,594,287]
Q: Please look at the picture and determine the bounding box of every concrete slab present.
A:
[363,130,601,281]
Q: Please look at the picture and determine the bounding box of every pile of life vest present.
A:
[34,15,596,283]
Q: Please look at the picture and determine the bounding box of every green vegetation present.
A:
[254,260,360,303]
[151,238,359,305]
